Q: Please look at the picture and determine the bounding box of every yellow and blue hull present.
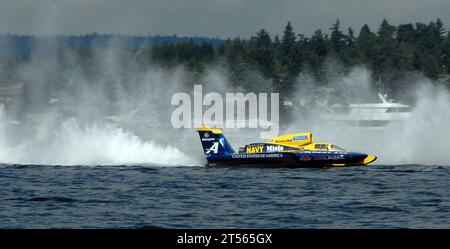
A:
[196,126,377,168]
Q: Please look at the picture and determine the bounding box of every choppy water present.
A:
[0,164,449,228]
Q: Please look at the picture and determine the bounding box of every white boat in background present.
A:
[320,93,412,128]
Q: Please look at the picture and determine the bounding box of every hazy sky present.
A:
[1,0,449,38]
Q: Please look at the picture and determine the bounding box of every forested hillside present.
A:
[1,18,449,99]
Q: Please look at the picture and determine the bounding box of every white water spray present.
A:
[288,67,450,166]
[0,113,196,166]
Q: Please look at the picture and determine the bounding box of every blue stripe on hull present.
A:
[206,151,368,167]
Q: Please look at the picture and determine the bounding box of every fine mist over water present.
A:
[0,38,202,166]
[285,66,450,166]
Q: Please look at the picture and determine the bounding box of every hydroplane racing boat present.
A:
[196,126,376,167]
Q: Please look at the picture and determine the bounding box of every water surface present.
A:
[0,164,448,228]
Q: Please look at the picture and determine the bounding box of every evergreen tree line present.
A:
[2,18,450,98]
[146,18,450,96]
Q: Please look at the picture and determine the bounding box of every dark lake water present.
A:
[0,164,449,228]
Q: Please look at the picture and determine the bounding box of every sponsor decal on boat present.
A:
[299,156,312,161]
[265,145,284,152]
[246,144,264,153]
[293,135,308,141]
[327,155,345,160]
[232,153,284,159]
